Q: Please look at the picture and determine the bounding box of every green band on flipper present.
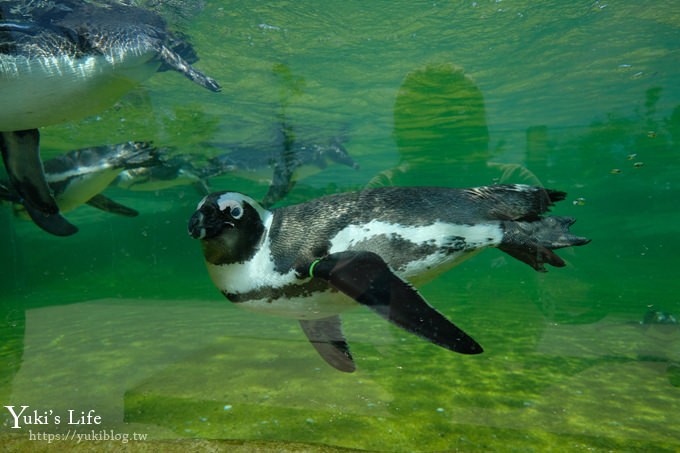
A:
[309,259,321,278]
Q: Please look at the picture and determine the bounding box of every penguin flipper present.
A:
[0,130,78,236]
[87,194,139,217]
[192,180,211,196]
[22,203,79,236]
[299,316,356,373]
[1,130,58,215]
[304,251,483,355]
[0,179,77,236]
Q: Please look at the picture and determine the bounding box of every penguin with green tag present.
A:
[188,184,590,372]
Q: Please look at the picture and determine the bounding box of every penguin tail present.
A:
[499,216,590,272]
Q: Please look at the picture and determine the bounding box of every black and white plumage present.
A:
[0,0,220,235]
[2,141,161,232]
[188,184,591,372]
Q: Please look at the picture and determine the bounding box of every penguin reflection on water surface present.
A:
[188,184,591,372]
[0,0,220,235]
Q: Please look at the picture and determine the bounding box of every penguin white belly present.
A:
[0,51,159,131]
[329,219,503,281]
[48,167,123,212]
[14,166,122,217]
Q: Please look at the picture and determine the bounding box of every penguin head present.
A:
[188,192,267,265]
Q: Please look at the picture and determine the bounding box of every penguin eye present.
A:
[230,205,243,219]
[216,195,244,220]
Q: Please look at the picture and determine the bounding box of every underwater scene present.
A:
[1,0,679,451]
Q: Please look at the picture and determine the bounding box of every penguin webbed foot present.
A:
[305,251,483,355]
[158,45,221,92]
[500,216,591,272]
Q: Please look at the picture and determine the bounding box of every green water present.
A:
[2,1,679,451]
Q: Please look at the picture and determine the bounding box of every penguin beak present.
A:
[188,209,232,240]
[188,211,207,239]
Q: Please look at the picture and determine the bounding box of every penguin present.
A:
[0,0,220,235]
[204,137,359,208]
[113,136,359,203]
[188,184,591,372]
[2,141,162,231]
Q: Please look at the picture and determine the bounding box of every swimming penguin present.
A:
[0,0,220,235]
[2,141,162,231]
[188,184,591,372]
[205,137,359,207]
[114,136,359,202]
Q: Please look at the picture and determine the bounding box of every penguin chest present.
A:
[328,219,504,281]
[205,251,356,321]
